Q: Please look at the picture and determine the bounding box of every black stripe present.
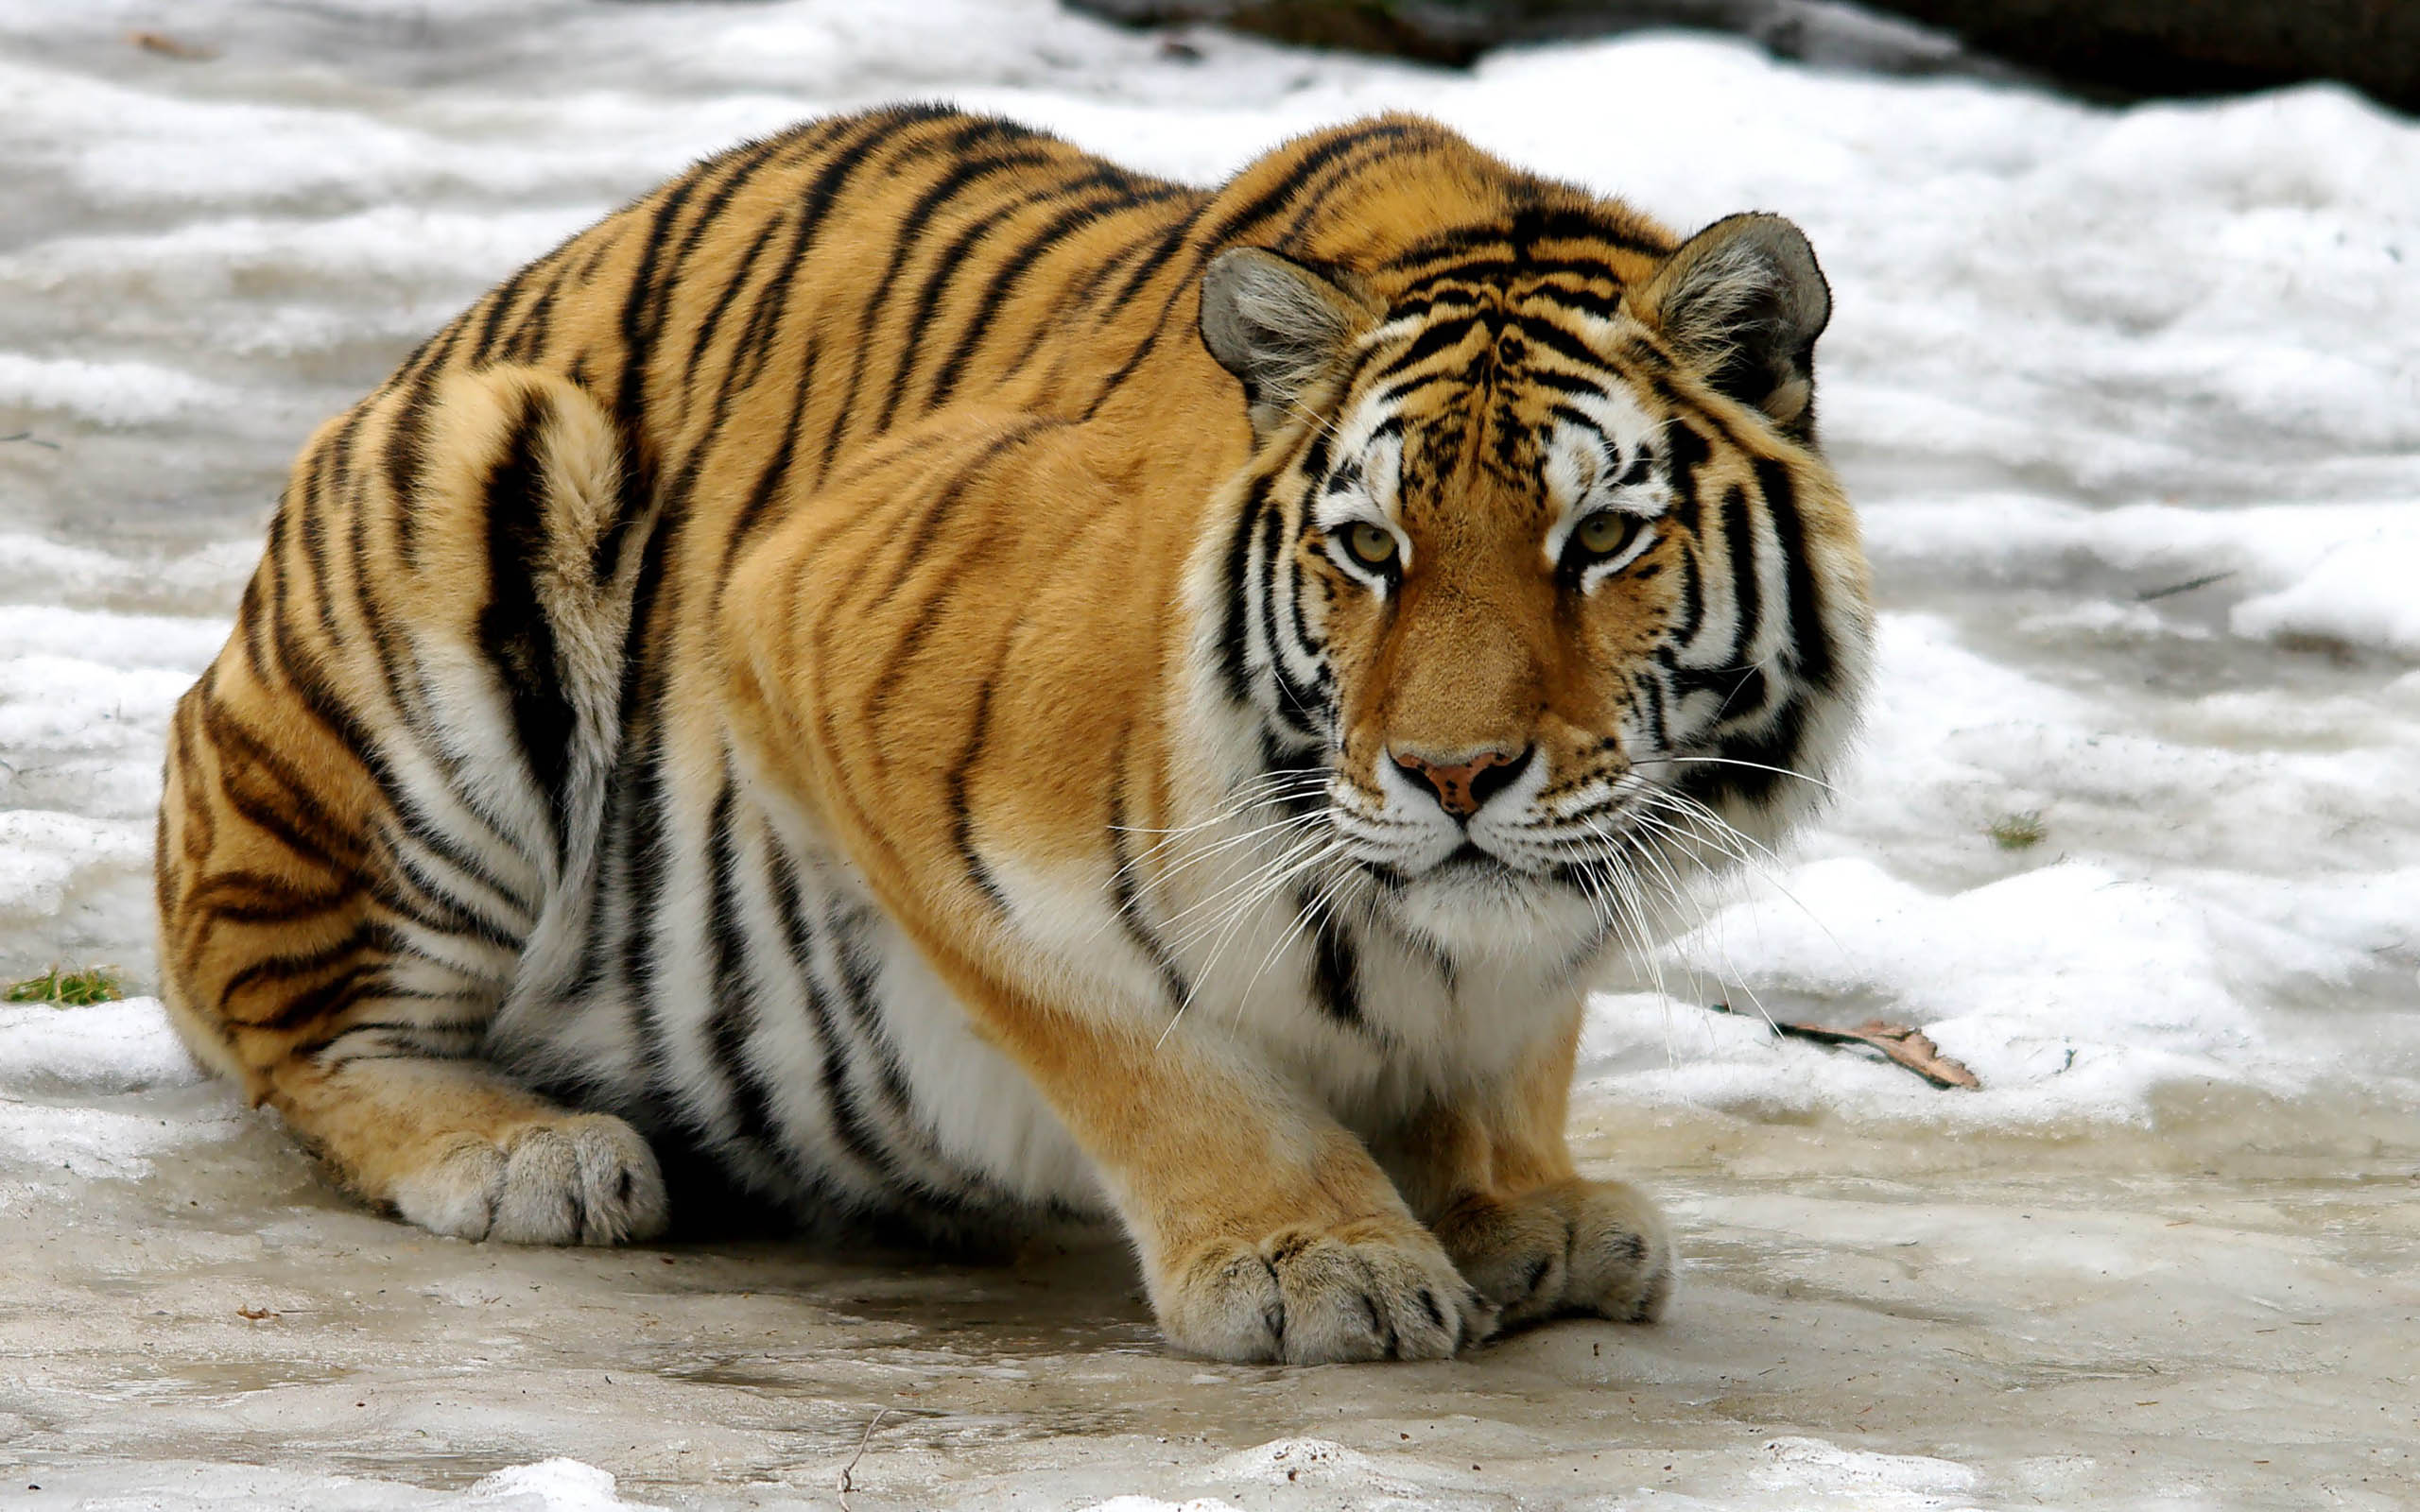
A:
[477,387,579,853]
[1214,473,1270,706]
[836,127,1058,435]
[946,659,1016,916]
[1669,544,1703,643]
[607,479,684,1010]
[1502,311,1607,373]
[700,782,789,1161]
[299,411,356,645]
[219,917,396,1001]
[471,261,538,365]
[679,209,787,398]
[1392,257,1637,302]
[856,421,1063,748]
[917,179,1165,415]
[1078,124,1423,421]
[764,831,896,1189]
[386,372,440,568]
[721,109,950,408]
[1702,691,1807,810]
[717,326,819,580]
[336,432,541,925]
[825,901,1035,1215]
[1386,207,1667,275]
[248,957,401,1033]
[1259,502,1325,737]
[1717,483,1762,670]
[1306,897,1362,1027]
[612,169,711,431]
[506,266,567,363]
[1662,419,1711,538]
[1108,753,1189,1012]
[253,625,519,947]
[297,1017,481,1065]
[1372,313,1489,385]
[872,194,1037,435]
[1752,455,1837,694]
[1637,664,1669,755]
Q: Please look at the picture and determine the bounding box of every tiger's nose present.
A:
[1392,746,1531,818]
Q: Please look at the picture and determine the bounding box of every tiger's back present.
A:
[158,105,1871,1362]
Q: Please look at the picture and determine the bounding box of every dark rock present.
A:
[1857,1,2418,112]
[1063,0,2420,114]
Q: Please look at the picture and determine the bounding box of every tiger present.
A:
[154,104,1871,1365]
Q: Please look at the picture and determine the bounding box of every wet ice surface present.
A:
[3,2,2418,1507]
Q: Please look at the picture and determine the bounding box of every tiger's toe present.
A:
[390,1113,667,1246]
[1434,1177,1674,1332]
[1157,1217,1491,1364]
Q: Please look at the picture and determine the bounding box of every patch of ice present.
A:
[1210,1438,1409,1494]
[0,351,233,426]
[0,997,203,1094]
[0,605,229,671]
[0,1097,234,1183]
[0,809,149,919]
[462,1459,660,1512]
[1753,1436,1981,1506]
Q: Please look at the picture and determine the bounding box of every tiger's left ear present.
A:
[1200,247,1374,443]
[1629,214,1831,441]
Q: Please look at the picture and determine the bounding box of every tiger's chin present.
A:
[1370,846,1613,967]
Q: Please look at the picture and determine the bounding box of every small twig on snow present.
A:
[838,1407,888,1510]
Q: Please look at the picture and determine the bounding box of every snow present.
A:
[2,1,2416,1509]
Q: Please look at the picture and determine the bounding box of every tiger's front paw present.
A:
[1432,1177,1673,1330]
[389,1112,669,1246]
[1153,1215,1493,1364]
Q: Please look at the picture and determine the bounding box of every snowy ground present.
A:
[4,2,2418,1508]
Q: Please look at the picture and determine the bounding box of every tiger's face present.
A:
[1200,215,1871,961]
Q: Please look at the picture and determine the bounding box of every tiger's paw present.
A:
[1432,1177,1674,1331]
[388,1112,669,1246]
[1154,1216,1493,1364]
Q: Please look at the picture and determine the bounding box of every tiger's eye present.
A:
[1574,510,1636,558]
[1344,522,1400,569]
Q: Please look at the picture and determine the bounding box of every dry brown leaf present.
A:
[130,30,218,61]
[1713,1004,1981,1091]
[1772,1018,1981,1091]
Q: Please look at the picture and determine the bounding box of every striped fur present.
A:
[157,108,1872,1362]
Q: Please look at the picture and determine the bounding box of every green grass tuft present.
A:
[6,965,127,1007]
[1987,811,2048,851]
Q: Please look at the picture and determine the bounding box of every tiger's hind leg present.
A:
[264,1054,667,1245]
[159,670,672,1245]
[157,364,667,1246]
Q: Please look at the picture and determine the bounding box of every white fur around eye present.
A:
[1569,521,1658,589]
[1317,513,1409,590]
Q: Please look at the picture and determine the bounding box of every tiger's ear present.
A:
[1200,247,1372,442]
[1630,214,1831,441]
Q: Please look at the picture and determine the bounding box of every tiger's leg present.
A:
[913,976,1493,1364]
[155,368,667,1246]
[1383,1009,1674,1332]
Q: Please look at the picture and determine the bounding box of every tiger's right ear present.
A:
[1200,248,1372,443]
[1628,214,1831,442]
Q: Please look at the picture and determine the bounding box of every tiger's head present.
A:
[1194,211,1873,964]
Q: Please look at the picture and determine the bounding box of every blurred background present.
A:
[1,4,2414,1510]
[1076,0,2420,109]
